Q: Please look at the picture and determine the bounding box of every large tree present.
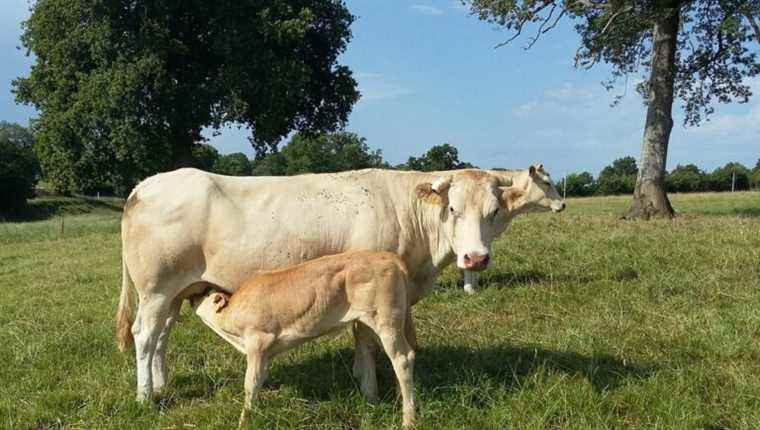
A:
[470,0,760,218]
[14,0,359,194]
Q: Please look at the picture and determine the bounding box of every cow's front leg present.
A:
[404,310,418,351]
[352,322,379,403]
[463,270,479,295]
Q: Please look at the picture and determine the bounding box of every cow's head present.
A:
[504,164,566,214]
[417,165,564,273]
[417,170,508,272]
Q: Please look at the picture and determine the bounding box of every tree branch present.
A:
[494,0,557,49]
[526,4,565,49]
[569,0,609,11]
[599,5,633,36]
[743,11,760,44]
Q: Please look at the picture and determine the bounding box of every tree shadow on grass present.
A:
[731,207,760,218]
[1,196,123,222]
[171,343,655,406]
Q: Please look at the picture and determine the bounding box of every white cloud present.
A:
[511,101,540,118]
[410,4,444,16]
[355,72,413,102]
[544,82,595,101]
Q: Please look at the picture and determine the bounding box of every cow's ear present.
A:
[431,176,451,194]
[416,176,451,205]
[529,165,537,177]
[499,186,523,210]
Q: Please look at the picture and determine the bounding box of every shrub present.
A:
[667,164,707,193]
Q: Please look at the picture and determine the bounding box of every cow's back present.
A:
[122,168,412,296]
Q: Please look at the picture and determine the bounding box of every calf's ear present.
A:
[416,176,451,205]
[499,186,523,210]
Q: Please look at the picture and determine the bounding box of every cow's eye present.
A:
[449,206,456,215]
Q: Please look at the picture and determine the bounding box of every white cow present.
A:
[116,165,564,401]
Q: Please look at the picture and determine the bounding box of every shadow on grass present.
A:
[170,343,654,406]
[732,207,760,218]
[436,270,598,291]
[480,270,598,288]
[1,197,123,222]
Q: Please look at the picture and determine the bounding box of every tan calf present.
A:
[191,251,416,428]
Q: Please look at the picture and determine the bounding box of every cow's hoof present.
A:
[463,283,476,295]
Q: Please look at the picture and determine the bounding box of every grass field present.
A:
[1,192,759,429]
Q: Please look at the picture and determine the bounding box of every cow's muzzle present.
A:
[463,252,490,271]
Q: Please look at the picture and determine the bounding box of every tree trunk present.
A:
[623,4,679,220]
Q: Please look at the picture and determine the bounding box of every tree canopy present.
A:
[0,122,39,214]
[14,0,359,195]
[281,131,386,175]
[192,144,221,173]
[213,153,252,176]
[401,143,475,171]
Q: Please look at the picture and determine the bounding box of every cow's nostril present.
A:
[464,254,472,263]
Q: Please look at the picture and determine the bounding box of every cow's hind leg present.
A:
[132,294,173,402]
[151,297,182,393]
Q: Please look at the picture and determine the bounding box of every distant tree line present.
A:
[563,157,760,197]
[3,119,758,214]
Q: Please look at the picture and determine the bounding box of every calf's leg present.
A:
[239,335,272,428]
[377,326,416,428]
[360,315,415,428]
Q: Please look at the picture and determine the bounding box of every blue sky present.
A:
[2,1,758,177]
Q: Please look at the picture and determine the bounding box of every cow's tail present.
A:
[116,255,135,352]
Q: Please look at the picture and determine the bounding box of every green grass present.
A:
[1,192,759,429]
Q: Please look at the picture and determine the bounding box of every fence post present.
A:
[60,215,64,236]
[563,176,567,200]
[731,169,736,192]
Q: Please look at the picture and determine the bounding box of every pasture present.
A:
[1,192,759,429]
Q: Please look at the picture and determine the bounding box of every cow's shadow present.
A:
[171,343,655,406]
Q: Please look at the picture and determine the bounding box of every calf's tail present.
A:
[116,257,135,352]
